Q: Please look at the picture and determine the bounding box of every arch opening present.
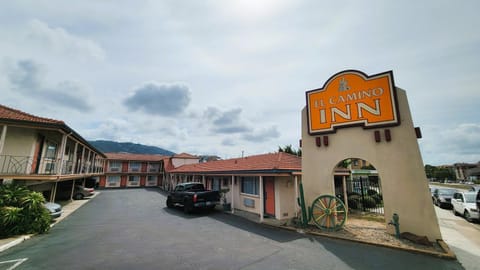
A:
[333,158,384,217]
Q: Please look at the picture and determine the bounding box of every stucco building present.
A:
[0,104,105,202]
[168,152,302,221]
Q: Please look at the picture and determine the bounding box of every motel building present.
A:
[98,153,166,188]
[167,152,302,222]
[0,104,106,202]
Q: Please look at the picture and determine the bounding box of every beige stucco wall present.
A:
[2,126,37,157]
[274,176,297,220]
[301,88,442,241]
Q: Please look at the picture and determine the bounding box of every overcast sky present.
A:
[1,1,479,165]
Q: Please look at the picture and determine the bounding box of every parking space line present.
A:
[0,258,28,270]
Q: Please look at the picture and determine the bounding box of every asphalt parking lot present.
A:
[0,189,464,270]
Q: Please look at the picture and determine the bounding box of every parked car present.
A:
[452,191,479,222]
[432,188,456,208]
[43,202,63,219]
[166,182,220,213]
[56,185,95,200]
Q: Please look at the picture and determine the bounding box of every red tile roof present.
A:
[171,152,301,174]
[0,104,64,125]
[105,152,166,162]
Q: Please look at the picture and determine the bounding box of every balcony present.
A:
[0,154,104,177]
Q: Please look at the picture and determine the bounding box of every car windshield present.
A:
[465,193,476,203]
[438,189,455,195]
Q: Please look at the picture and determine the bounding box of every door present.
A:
[264,177,275,217]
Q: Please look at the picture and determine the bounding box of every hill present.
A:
[89,140,175,156]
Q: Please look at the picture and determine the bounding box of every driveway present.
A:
[0,189,463,270]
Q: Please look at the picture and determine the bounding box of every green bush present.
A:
[366,189,378,196]
[362,196,377,208]
[0,184,51,238]
[347,195,361,209]
[372,193,383,204]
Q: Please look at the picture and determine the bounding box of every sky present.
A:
[0,1,479,165]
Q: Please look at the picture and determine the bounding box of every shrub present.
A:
[372,193,383,204]
[347,194,361,209]
[366,189,378,196]
[0,184,51,238]
[362,196,377,208]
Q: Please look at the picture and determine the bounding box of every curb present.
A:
[260,222,457,260]
[0,192,100,253]
[0,235,32,253]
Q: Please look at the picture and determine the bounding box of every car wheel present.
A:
[74,193,84,200]
[184,201,193,214]
[166,198,173,208]
[464,210,473,222]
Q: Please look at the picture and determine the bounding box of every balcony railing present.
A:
[0,155,104,176]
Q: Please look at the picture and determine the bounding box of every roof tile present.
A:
[0,104,64,125]
[171,152,301,173]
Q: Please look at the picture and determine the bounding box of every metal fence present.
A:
[335,175,384,215]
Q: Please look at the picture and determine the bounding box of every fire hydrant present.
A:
[389,213,400,238]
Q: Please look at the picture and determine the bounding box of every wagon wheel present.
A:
[311,194,347,231]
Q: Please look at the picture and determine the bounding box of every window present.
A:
[107,176,121,187]
[129,162,141,172]
[45,142,57,159]
[241,177,259,195]
[148,163,159,172]
[146,175,157,186]
[127,175,140,186]
[109,161,121,172]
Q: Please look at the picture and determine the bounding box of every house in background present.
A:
[98,153,165,188]
[0,104,105,202]
[161,153,200,190]
[168,152,302,222]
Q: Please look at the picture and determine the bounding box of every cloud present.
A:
[124,82,191,116]
[204,107,252,134]
[420,123,480,165]
[26,19,106,61]
[7,59,43,91]
[242,126,280,142]
[5,59,93,112]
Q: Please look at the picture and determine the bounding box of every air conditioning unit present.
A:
[110,167,120,172]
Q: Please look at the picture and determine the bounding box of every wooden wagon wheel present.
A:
[311,194,347,231]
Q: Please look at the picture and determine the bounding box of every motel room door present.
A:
[264,177,275,217]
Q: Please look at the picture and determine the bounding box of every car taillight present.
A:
[193,194,197,203]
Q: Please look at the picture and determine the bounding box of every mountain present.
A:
[89,140,175,156]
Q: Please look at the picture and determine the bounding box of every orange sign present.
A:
[306,70,399,134]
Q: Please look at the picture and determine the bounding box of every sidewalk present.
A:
[227,209,456,260]
[0,192,100,253]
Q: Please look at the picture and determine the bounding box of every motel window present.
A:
[109,161,121,172]
[129,162,141,172]
[146,175,157,186]
[148,163,160,172]
[107,175,121,187]
[241,176,259,195]
[128,175,140,186]
[45,142,57,159]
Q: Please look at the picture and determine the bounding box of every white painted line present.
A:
[0,258,28,270]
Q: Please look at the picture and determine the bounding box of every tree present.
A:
[278,145,302,156]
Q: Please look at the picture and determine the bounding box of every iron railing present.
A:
[0,155,105,176]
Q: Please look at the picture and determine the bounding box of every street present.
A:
[0,189,464,270]
[435,202,480,270]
